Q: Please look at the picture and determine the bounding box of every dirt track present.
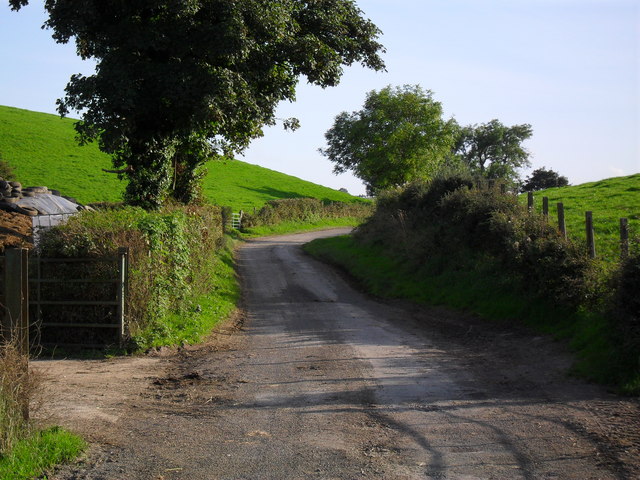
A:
[40,229,639,479]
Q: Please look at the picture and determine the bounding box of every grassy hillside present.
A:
[524,174,640,263]
[200,159,361,211]
[0,105,363,208]
[0,106,119,203]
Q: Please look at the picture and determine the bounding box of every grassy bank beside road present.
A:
[1,343,86,480]
[0,427,86,480]
[305,234,632,393]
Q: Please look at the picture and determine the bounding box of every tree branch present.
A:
[102,166,134,174]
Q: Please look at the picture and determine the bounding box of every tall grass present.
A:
[0,342,33,455]
[1,343,85,478]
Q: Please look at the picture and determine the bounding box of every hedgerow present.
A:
[38,204,224,349]
[241,197,372,228]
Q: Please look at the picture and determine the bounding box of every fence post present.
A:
[3,248,29,356]
[585,211,596,258]
[542,197,549,222]
[527,192,534,211]
[116,247,129,344]
[620,218,629,259]
[557,203,567,239]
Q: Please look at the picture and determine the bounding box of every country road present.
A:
[44,229,639,480]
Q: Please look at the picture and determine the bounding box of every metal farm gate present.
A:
[29,248,129,349]
[1,247,129,350]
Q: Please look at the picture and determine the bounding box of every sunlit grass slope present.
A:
[0,105,363,208]
[524,174,640,263]
[200,159,362,211]
[0,105,121,203]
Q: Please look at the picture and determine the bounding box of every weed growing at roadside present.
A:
[0,343,34,455]
[0,342,84,479]
[0,426,86,480]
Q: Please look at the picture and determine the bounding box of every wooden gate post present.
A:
[586,211,596,258]
[557,203,567,239]
[3,248,29,355]
[117,247,129,344]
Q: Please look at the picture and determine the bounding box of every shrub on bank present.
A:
[37,204,225,348]
[608,248,640,389]
[358,181,597,311]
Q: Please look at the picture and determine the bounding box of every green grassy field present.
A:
[200,159,362,211]
[0,105,363,209]
[523,174,640,263]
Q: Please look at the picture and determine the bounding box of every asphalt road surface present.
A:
[48,229,639,480]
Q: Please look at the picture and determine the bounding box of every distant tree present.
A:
[338,188,349,194]
[452,119,533,184]
[321,85,456,195]
[10,0,385,209]
[520,167,569,192]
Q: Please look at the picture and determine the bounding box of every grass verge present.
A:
[132,237,240,350]
[0,426,86,480]
[305,234,638,394]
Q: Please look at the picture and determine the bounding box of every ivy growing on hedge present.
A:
[38,204,224,348]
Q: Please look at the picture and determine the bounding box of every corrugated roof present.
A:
[0,182,82,216]
[15,193,80,215]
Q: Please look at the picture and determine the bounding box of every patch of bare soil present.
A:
[33,311,247,454]
[0,209,32,251]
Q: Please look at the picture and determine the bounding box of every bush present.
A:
[359,177,598,310]
[608,245,640,385]
[0,153,16,181]
[351,174,640,391]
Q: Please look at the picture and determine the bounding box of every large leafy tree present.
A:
[10,0,385,208]
[452,119,533,184]
[320,85,456,195]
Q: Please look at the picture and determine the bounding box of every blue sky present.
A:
[1,0,638,195]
